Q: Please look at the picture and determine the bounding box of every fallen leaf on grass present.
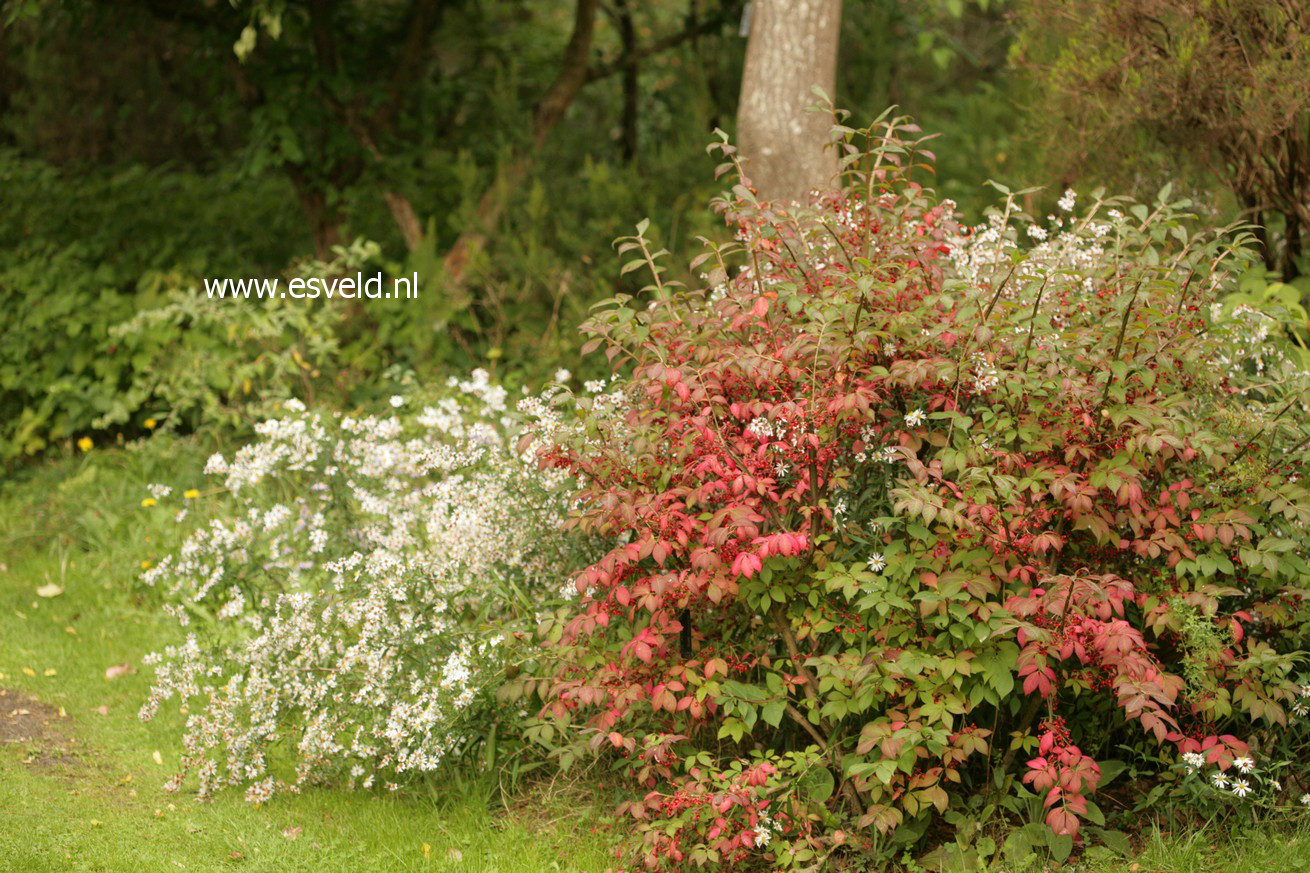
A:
[93,705,109,716]
[282,827,302,840]
[104,664,132,680]
[43,668,57,677]
[447,848,463,862]
[36,584,64,598]
[153,750,163,765]
[21,668,35,677]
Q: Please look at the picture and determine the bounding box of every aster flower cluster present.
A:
[140,372,593,801]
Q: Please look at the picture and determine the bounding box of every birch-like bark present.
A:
[736,0,841,203]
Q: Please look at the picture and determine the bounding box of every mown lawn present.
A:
[0,437,1306,872]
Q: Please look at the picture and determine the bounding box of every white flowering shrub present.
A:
[140,372,596,801]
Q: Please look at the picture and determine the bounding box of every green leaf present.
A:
[800,766,835,803]
[1047,831,1073,863]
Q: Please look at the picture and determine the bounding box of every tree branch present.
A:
[584,1,743,84]
[371,0,445,134]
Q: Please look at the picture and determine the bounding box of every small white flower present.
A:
[1301,793,1310,806]
[867,553,886,573]
[1026,224,1048,241]
[754,827,772,847]
[905,408,926,427]
[1233,756,1255,774]
[389,395,404,408]
[1182,752,1205,771]
[1271,780,1281,791]
[1058,189,1076,212]
[584,379,606,393]
[554,368,572,383]
[1211,771,1230,789]
[1230,778,1251,798]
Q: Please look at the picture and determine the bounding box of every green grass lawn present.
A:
[1,437,1307,872]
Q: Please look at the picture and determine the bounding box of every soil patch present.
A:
[0,686,78,769]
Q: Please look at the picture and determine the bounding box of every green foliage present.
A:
[0,150,309,458]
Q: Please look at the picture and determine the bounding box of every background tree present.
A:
[1017,0,1310,279]
[736,0,842,202]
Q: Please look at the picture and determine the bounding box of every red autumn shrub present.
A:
[522,115,1310,868]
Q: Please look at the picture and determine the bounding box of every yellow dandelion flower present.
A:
[144,418,158,429]
[183,489,200,500]
[140,559,153,570]
[141,497,157,508]
[77,437,93,452]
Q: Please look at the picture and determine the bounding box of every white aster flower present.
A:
[1233,756,1255,774]
[905,408,926,427]
[1230,779,1251,798]
[867,553,886,573]
[1211,771,1230,789]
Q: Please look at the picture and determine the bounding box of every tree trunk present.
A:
[286,165,344,258]
[736,0,841,203]
[614,0,640,161]
[441,0,599,286]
